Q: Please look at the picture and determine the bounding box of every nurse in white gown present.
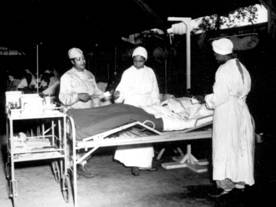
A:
[205,38,255,194]
[114,46,160,171]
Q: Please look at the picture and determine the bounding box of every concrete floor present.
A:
[1,136,276,207]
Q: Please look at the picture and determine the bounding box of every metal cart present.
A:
[5,108,69,206]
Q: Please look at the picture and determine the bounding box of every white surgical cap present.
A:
[212,38,233,55]
[68,48,84,59]
[132,46,148,60]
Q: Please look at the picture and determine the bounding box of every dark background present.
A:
[1,2,276,205]
[0,0,275,136]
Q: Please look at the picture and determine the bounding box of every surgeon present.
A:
[205,38,255,197]
[59,47,105,177]
[59,47,105,109]
[113,46,160,175]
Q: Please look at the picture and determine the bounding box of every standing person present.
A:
[114,46,160,107]
[59,47,105,177]
[59,47,104,109]
[205,38,255,197]
[113,46,160,175]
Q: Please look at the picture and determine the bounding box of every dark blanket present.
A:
[67,103,163,140]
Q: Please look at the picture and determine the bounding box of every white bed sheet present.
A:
[141,97,213,131]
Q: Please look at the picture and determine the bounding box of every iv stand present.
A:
[36,43,39,94]
[167,17,192,90]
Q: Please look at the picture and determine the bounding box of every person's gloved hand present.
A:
[102,91,112,100]
[113,90,120,100]
[78,93,91,102]
[192,95,205,104]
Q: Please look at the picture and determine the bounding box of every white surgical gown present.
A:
[205,58,254,186]
[115,65,160,107]
[59,67,103,109]
[114,65,160,168]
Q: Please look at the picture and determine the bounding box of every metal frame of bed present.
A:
[64,114,212,207]
[5,109,68,206]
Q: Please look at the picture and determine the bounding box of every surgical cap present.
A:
[132,46,148,60]
[212,38,233,55]
[68,48,84,59]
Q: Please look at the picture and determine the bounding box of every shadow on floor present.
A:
[0,133,275,207]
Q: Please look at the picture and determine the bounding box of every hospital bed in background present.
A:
[63,103,212,207]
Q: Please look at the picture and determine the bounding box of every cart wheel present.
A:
[8,180,13,197]
[51,161,61,183]
[9,180,17,207]
[61,175,70,203]
[11,195,17,207]
[5,161,11,179]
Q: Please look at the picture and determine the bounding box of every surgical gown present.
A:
[59,68,103,109]
[205,58,254,186]
[114,65,160,168]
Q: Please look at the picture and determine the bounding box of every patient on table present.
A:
[141,96,213,131]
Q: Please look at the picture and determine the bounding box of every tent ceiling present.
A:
[0,0,260,47]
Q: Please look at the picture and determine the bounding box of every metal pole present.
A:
[36,44,39,94]
[164,58,168,93]
[168,17,191,90]
[186,23,191,90]
[114,46,117,74]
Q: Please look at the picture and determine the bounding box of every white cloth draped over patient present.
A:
[59,68,103,109]
[142,97,213,131]
[205,58,254,186]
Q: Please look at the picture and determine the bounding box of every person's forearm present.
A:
[59,92,79,106]
[94,88,104,98]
